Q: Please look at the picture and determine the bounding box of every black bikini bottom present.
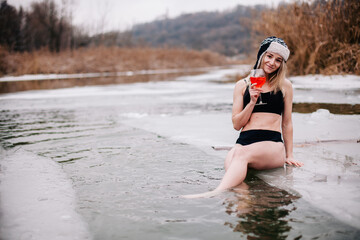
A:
[236,129,283,146]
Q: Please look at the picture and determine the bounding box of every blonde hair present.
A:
[258,52,287,94]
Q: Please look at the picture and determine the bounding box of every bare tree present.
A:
[0,0,22,51]
[22,0,72,52]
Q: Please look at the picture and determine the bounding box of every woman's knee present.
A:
[225,146,236,169]
[231,145,248,163]
[225,145,246,169]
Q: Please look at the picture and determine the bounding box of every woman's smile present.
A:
[263,52,282,74]
[264,63,275,73]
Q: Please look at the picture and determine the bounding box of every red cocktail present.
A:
[250,69,267,105]
[250,76,266,88]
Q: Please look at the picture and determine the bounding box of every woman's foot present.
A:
[180,189,224,199]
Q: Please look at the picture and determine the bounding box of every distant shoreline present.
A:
[0,65,238,94]
[0,66,225,82]
[0,47,231,78]
[0,46,238,93]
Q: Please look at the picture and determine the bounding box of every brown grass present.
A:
[0,46,229,76]
[253,0,360,75]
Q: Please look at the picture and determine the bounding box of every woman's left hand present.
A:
[285,157,304,167]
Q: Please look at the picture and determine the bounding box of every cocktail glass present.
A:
[250,69,267,105]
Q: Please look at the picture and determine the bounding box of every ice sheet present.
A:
[0,67,218,82]
[176,65,251,82]
[0,148,91,240]
[290,74,360,90]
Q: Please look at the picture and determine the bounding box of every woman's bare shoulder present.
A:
[281,78,293,96]
[235,78,248,92]
[283,78,293,89]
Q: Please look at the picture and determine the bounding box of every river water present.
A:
[0,65,359,239]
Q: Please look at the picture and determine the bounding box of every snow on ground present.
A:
[290,74,360,90]
[0,66,227,82]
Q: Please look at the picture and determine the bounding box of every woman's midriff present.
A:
[242,112,282,132]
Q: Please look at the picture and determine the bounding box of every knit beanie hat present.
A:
[254,36,290,69]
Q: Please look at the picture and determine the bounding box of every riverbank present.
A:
[0,47,229,77]
[0,47,234,93]
[0,66,223,93]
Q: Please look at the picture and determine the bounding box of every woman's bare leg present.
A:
[224,146,237,171]
[181,142,285,198]
[247,142,285,170]
[215,146,249,191]
[182,146,244,198]
[182,145,247,198]
[216,142,285,192]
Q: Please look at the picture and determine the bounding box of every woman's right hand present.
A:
[249,84,262,104]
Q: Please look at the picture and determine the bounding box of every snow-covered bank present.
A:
[290,74,360,90]
[0,65,244,94]
[290,74,360,104]
[0,148,91,240]
[122,110,360,150]
[0,66,229,82]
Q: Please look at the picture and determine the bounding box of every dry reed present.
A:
[0,47,228,76]
[253,0,360,75]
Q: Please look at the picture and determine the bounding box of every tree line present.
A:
[0,0,73,52]
[1,0,358,75]
[0,0,262,55]
[0,0,153,53]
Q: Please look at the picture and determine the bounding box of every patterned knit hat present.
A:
[254,36,290,69]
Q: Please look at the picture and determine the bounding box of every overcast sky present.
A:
[8,0,292,34]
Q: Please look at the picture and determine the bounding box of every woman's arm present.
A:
[282,79,304,167]
[232,79,261,131]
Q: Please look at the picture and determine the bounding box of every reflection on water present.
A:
[224,172,300,240]
[0,70,209,94]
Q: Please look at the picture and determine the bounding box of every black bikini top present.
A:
[243,86,284,115]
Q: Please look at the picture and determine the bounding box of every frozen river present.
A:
[0,65,359,239]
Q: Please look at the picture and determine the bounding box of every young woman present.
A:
[183,36,304,198]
